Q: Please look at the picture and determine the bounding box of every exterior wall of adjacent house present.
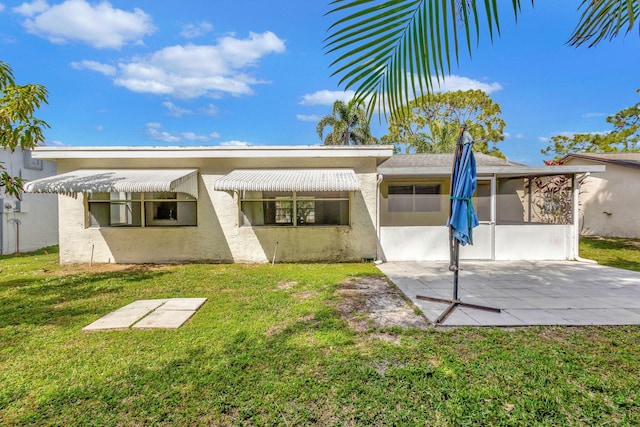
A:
[53,156,380,264]
[0,150,58,254]
[564,157,640,238]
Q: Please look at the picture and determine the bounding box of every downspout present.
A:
[572,172,597,263]
[374,173,384,264]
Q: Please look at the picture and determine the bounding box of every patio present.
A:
[378,261,640,326]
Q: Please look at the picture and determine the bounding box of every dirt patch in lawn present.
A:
[336,276,430,332]
[46,263,173,276]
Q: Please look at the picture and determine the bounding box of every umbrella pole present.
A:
[416,127,500,325]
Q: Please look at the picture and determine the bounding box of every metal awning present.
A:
[24,169,199,199]
[214,169,360,192]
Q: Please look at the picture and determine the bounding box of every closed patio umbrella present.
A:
[417,127,500,325]
[447,129,479,246]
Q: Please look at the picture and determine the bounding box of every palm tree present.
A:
[316,99,377,145]
[325,0,639,118]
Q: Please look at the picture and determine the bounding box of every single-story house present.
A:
[24,145,392,263]
[561,152,640,239]
[24,145,604,264]
[0,149,58,254]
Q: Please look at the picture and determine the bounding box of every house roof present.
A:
[213,169,360,192]
[379,153,517,169]
[561,153,640,170]
[378,153,605,178]
[31,145,395,164]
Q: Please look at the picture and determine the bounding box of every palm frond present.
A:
[325,0,525,119]
[569,0,639,47]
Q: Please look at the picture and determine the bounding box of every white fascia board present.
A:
[31,145,395,160]
[378,165,606,178]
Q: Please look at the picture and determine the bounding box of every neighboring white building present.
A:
[24,145,603,264]
[562,153,640,239]
[0,149,59,254]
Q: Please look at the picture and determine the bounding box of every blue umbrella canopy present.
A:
[446,130,479,245]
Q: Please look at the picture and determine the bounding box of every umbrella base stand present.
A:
[416,295,501,325]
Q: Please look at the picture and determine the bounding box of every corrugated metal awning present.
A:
[214,169,360,192]
[24,169,199,199]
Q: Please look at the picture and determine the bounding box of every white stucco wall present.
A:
[379,224,573,261]
[493,224,573,260]
[53,156,380,264]
[565,158,640,238]
[1,150,58,254]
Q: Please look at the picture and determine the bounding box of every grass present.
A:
[580,236,640,272]
[1,245,640,426]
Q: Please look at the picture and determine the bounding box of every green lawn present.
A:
[1,246,640,426]
[580,236,640,272]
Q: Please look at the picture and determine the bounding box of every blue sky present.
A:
[0,1,638,165]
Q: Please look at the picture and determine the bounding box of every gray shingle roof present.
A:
[378,153,517,169]
[562,153,640,169]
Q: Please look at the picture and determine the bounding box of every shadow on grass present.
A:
[0,245,59,261]
[0,269,171,327]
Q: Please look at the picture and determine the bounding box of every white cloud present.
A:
[296,114,321,122]
[219,140,251,146]
[539,130,609,142]
[15,0,155,49]
[199,104,218,116]
[145,122,220,143]
[13,0,48,17]
[181,22,213,39]
[162,101,192,118]
[111,32,285,99]
[582,112,606,118]
[0,4,6,13]
[46,139,67,146]
[504,132,524,139]
[432,75,503,94]
[300,90,355,106]
[71,60,116,76]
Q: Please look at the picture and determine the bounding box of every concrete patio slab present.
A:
[83,298,207,331]
[377,261,640,327]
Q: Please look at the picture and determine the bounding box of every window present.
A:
[88,192,196,227]
[240,191,350,226]
[388,184,441,212]
[475,181,492,222]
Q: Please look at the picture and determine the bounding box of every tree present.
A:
[542,88,640,159]
[325,0,639,118]
[0,61,50,197]
[381,89,505,155]
[316,99,377,145]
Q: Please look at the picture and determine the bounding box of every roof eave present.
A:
[31,145,395,161]
[378,165,606,178]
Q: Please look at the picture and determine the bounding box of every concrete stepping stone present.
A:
[83,299,167,331]
[132,309,198,329]
[83,298,206,331]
